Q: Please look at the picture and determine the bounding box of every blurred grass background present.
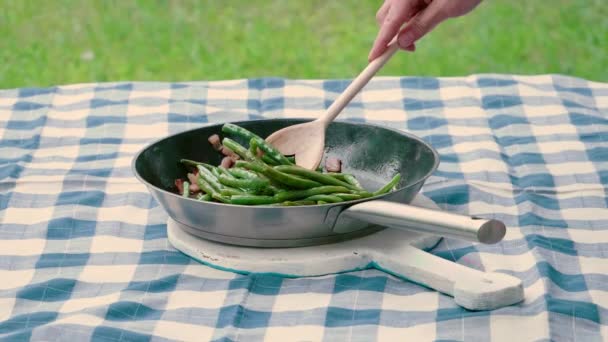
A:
[1,0,607,88]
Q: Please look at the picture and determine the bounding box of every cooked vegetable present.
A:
[251,137,293,166]
[197,193,212,201]
[259,166,322,189]
[333,193,363,201]
[211,167,222,179]
[304,194,343,203]
[261,154,280,166]
[274,186,349,202]
[218,174,269,191]
[222,123,258,142]
[195,175,217,197]
[222,123,293,165]
[230,195,278,205]
[221,146,239,160]
[172,123,402,206]
[274,165,360,191]
[272,200,316,206]
[181,159,213,170]
[228,168,260,179]
[197,165,222,192]
[373,174,401,196]
[220,188,247,196]
[342,174,364,190]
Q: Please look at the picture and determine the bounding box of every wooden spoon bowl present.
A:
[266,41,400,170]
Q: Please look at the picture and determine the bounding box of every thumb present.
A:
[396,0,448,49]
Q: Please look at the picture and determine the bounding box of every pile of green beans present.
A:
[176,123,401,206]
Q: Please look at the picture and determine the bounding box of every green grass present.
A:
[1,0,607,88]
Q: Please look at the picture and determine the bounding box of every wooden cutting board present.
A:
[168,194,524,310]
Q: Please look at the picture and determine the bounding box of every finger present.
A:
[368,0,421,61]
[396,0,448,49]
[376,0,391,26]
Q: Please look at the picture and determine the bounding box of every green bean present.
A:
[249,138,258,155]
[251,137,293,165]
[261,167,322,189]
[249,137,268,165]
[228,167,260,179]
[235,160,262,171]
[218,166,235,179]
[223,125,292,165]
[326,173,346,180]
[275,185,349,202]
[274,165,360,191]
[317,201,328,205]
[196,165,222,191]
[220,188,247,196]
[195,176,217,197]
[374,174,401,196]
[304,194,344,203]
[355,191,374,198]
[235,160,321,189]
[222,124,292,165]
[342,174,364,190]
[218,174,269,191]
[211,167,222,179]
[222,138,258,161]
[271,200,316,206]
[230,167,278,195]
[222,123,258,142]
[286,156,296,163]
[229,195,279,205]
[326,173,362,188]
[182,181,190,197]
[225,168,276,194]
[180,159,214,170]
[197,193,212,201]
[333,193,363,201]
[261,154,280,166]
[212,193,231,203]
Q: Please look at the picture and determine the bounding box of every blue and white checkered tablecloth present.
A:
[1,75,607,341]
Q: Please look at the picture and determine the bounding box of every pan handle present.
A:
[342,200,506,244]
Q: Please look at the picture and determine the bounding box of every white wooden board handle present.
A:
[370,246,524,310]
[344,200,506,244]
[320,42,400,126]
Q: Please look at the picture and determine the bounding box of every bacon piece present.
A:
[187,173,200,192]
[208,134,222,151]
[174,179,184,194]
[221,146,240,160]
[221,156,235,168]
[325,157,342,172]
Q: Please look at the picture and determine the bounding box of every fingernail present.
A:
[398,31,415,49]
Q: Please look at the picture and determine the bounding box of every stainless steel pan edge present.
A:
[132,119,505,247]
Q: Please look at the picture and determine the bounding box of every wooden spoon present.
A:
[265,40,401,170]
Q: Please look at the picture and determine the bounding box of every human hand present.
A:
[368,0,482,61]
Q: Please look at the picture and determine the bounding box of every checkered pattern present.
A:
[1,75,607,341]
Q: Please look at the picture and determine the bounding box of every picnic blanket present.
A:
[1,74,607,341]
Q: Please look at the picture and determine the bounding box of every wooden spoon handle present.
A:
[320,41,400,125]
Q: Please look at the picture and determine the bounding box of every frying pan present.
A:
[133,119,505,248]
